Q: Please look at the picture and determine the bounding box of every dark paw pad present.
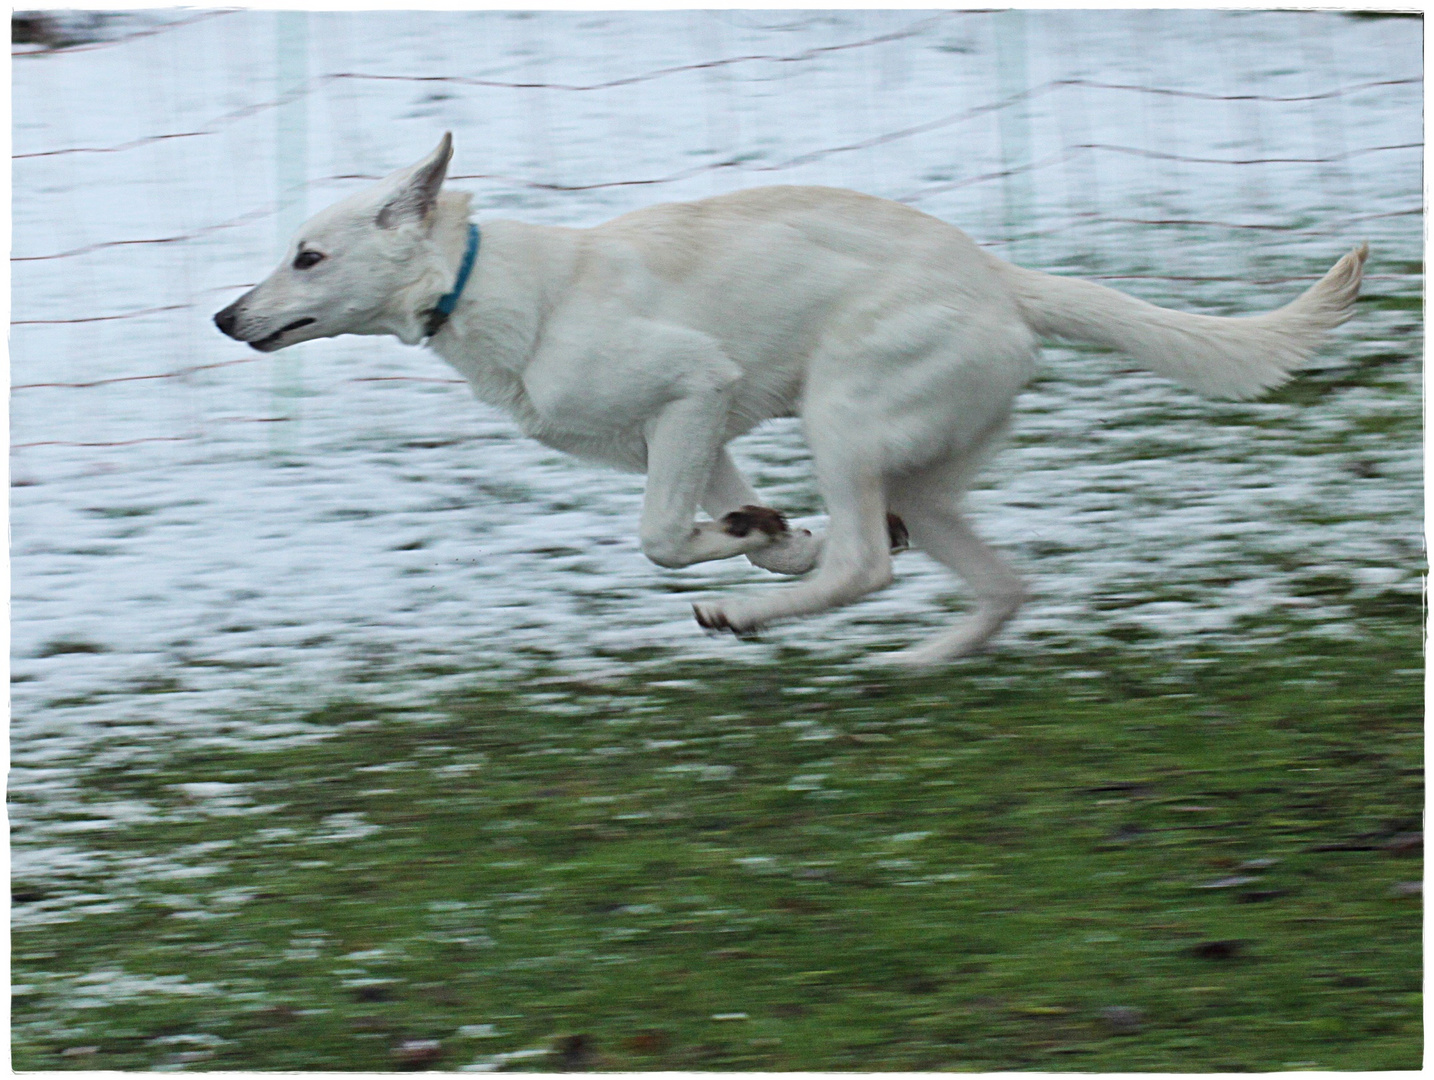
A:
[886,513,910,553]
[721,505,789,539]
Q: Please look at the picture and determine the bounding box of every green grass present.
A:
[12,615,1421,1072]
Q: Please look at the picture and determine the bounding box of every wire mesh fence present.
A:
[10,9,1423,714]
[12,9,1421,462]
[9,23,1424,1066]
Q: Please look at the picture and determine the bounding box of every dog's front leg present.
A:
[639,394,787,569]
[701,449,822,575]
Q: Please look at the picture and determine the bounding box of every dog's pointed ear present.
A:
[376,132,453,230]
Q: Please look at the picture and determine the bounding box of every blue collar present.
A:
[424,223,480,339]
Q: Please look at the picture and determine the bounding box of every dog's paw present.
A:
[747,527,819,575]
[720,505,788,539]
[866,633,986,669]
[692,602,760,639]
[865,647,940,670]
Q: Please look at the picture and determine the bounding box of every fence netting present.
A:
[10,10,1423,708]
[13,9,1421,461]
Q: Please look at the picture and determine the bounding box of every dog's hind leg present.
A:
[884,508,1025,666]
[701,449,823,576]
[879,461,1026,667]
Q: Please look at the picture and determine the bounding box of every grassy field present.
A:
[12,608,1421,1072]
[10,12,1422,1071]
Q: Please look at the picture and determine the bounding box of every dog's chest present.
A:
[441,352,531,418]
[434,344,642,467]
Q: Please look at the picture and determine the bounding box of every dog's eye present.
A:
[293,250,325,270]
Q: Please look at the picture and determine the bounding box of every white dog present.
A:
[215,134,1366,665]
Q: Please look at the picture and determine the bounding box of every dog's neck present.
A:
[422,203,481,339]
[428,193,476,291]
[420,206,581,414]
[372,191,476,346]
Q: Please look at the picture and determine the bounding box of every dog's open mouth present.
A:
[250,317,316,352]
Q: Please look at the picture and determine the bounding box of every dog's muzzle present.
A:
[213,300,315,352]
[213,301,242,339]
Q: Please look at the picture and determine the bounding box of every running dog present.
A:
[215,134,1366,665]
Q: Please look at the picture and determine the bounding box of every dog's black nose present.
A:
[213,303,240,339]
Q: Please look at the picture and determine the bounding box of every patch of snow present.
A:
[9,10,1421,944]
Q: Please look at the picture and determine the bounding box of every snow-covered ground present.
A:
[12,10,1423,756]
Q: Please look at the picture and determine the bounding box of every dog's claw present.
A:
[886,512,910,553]
[692,603,759,639]
[693,603,724,631]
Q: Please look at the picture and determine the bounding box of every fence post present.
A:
[993,10,1034,266]
[272,9,308,457]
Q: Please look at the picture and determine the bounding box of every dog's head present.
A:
[214,133,462,351]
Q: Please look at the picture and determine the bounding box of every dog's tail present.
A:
[997,245,1368,400]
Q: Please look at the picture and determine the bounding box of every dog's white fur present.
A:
[215,134,1367,666]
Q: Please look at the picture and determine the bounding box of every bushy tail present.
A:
[998,245,1368,399]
